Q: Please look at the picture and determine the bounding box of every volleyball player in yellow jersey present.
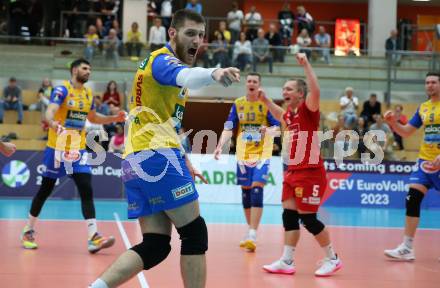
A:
[89,10,240,288]
[214,73,280,252]
[384,72,440,261]
[21,59,126,252]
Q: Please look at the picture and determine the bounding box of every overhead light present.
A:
[412,0,431,2]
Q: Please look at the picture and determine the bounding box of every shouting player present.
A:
[89,9,240,288]
[260,53,342,276]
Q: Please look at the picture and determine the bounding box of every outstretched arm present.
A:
[384,110,418,138]
[151,54,240,90]
[87,110,126,124]
[296,53,320,112]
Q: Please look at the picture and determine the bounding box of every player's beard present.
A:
[175,35,194,66]
[76,74,89,84]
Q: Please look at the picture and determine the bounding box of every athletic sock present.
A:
[86,219,98,239]
[403,235,414,249]
[281,245,295,264]
[323,243,337,260]
[26,214,37,230]
[89,278,109,288]
[248,229,257,241]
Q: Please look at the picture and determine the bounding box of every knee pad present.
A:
[130,233,171,270]
[282,209,299,231]
[299,213,325,236]
[406,188,425,217]
[242,188,251,209]
[250,187,263,208]
[176,216,208,255]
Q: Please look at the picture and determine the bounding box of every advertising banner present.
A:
[0,151,124,199]
[1,152,439,209]
[335,19,361,56]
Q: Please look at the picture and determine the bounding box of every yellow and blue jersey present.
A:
[225,97,280,162]
[124,43,189,156]
[122,43,200,218]
[47,81,94,151]
[409,99,440,161]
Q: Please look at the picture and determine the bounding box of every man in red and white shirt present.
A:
[259,53,342,277]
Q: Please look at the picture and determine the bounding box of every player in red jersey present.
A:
[260,53,342,277]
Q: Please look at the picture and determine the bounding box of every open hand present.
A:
[212,67,241,87]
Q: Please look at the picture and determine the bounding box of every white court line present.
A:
[113,212,150,288]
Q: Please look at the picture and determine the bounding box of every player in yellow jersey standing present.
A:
[214,72,280,252]
[21,59,126,252]
[89,10,240,288]
[384,72,440,261]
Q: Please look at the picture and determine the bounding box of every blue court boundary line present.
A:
[1,198,439,229]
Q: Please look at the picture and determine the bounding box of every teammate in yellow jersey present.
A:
[384,72,440,261]
[89,10,240,288]
[21,59,126,252]
[0,141,16,156]
[214,73,280,252]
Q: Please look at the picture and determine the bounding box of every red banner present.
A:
[335,19,361,56]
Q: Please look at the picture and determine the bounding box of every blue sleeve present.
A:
[90,97,96,111]
[50,86,68,105]
[267,111,280,127]
[409,107,423,128]
[152,54,188,87]
[224,104,239,130]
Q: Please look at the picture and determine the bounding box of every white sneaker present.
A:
[384,243,415,261]
[315,256,342,277]
[263,259,296,275]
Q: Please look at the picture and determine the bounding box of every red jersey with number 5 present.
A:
[282,101,323,170]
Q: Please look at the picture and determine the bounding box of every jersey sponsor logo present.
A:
[135,74,143,106]
[171,182,195,200]
[178,88,188,99]
[420,161,439,174]
[67,99,75,107]
[139,55,150,70]
[62,150,81,162]
[295,187,303,197]
[425,124,440,134]
[1,160,30,188]
[308,196,321,205]
[128,202,140,211]
[172,104,185,122]
[67,110,88,122]
[79,101,84,110]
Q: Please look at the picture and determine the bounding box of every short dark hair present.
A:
[9,77,16,82]
[246,72,261,82]
[370,93,377,98]
[287,78,308,96]
[426,71,440,81]
[171,9,205,30]
[70,58,90,74]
